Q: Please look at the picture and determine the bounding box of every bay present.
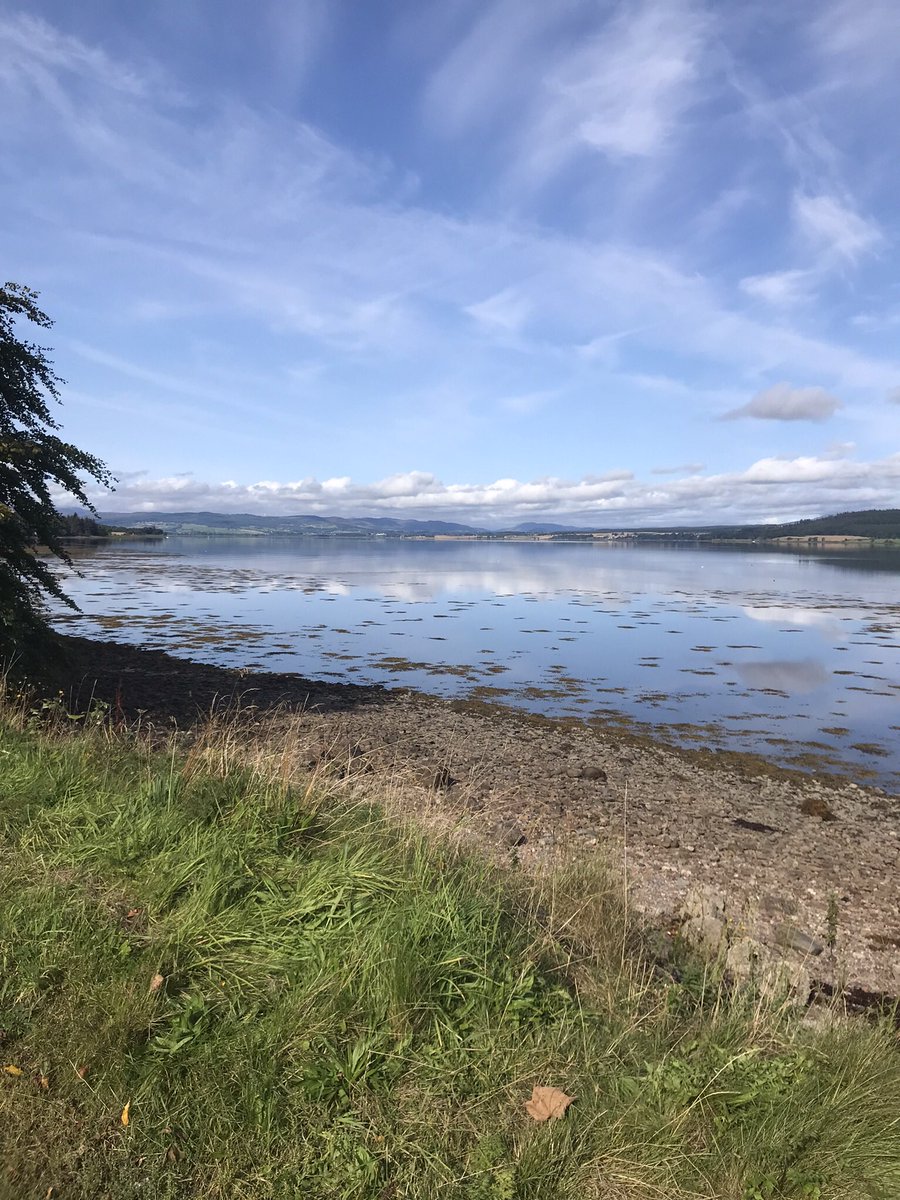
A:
[50,536,900,789]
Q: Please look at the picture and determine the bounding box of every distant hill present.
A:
[98,511,481,537]
[510,522,581,533]
[712,508,900,541]
[87,506,900,541]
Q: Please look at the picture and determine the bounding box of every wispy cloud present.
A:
[792,192,881,262]
[739,269,814,307]
[526,0,711,165]
[425,0,711,191]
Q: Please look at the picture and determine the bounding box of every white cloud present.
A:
[67,452,900,527]
[425,0,711,190]
[793,193,881,262]
[538,0,710,161]
[739,269,813,307]
[724,383,843,422]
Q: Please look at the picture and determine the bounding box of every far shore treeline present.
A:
[55,514,165,539]
[88,506,900,542]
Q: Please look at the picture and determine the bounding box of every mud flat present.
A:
[48,634,900,1000]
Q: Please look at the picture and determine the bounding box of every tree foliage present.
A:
[1,282,113,657]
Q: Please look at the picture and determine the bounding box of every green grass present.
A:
[0,704,898,1199]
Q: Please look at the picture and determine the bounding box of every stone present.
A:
[682,885,726,925]
[495,819,527,848]
[760,959,812,1006]
[774,924,824,957]
[579,765,608,782]
[800,794,837,821]
[725,937,764,980]
[760,893,799,918]
[682,914,727,954]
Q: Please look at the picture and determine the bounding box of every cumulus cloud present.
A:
[724,383,842,422]
[62,452,900,528]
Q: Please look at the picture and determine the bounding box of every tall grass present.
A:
[0,692,898,1199]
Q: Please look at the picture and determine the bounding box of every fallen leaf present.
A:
[38,1074,50,1090]
[3,1064,23,1077]
[126,908,142,919]
[149,973,165,994]
[76,1065,89,1080]
[525,1085,575,1122]
[121,1100,131,1127]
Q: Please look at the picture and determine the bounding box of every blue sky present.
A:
[2,0,899,526]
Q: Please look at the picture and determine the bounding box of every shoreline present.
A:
[37,634,900,999]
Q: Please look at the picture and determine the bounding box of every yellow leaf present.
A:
[524,1085,575,1122]
[3,1065,23,1076]
[121,1100,131,1127]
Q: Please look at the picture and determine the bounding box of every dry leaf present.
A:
[3,1064,23,1077]
[149,973,165,994]
[525,1085,575,1122]
[121,1100,131,1127]
[38,1074,50,1090]
[76,1065,89,1080]
[126,908,142,919]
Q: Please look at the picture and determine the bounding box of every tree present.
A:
[1,282,113,660]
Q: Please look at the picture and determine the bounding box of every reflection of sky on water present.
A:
[741,606,842,634]
[735,660,830,693]
[53,538,900,789]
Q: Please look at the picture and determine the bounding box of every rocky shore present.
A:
[45,635,900,1001]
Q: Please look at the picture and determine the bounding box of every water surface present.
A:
[51,537,900,789]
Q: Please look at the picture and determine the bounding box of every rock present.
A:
[725,937,764,980]
[682,885,726,925]
[760,959,812,1006]
[760,893,799,918]
[774,924,824,957]
[579,765,608,782]
[495,819,527,848]
[800,794,837,821]
[732,817,780,834]
[682,914,727,954]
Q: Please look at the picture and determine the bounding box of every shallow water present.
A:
[50,537,900,789]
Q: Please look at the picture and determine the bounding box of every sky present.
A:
[2,0,900,527]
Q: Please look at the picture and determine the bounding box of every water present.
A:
[50,537,900,789]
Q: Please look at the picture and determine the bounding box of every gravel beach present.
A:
[48,634,900,1002]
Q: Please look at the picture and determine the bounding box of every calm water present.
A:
[51,537,900,790]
